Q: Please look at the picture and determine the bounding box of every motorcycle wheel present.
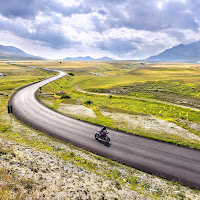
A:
[105,137,110,143]
[95,133,100,140]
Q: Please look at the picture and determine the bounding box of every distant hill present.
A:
[64,56,115,61]
[64,56,95,61]
[96,56,115,61]
[0,44,44,60]
[146,41,200,62]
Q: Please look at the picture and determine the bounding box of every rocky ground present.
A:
[0,137,146,199]
[57,103,97,119]
[102,111,200,142]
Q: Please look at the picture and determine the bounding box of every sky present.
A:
[0,0,200,60]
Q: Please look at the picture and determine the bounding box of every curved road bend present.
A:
[9,69,200,190]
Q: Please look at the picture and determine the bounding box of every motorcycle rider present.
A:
[100,125,107,138]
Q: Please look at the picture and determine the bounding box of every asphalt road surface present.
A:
[9,69,200,189]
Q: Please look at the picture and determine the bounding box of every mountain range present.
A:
[0,44,43,60]
[146,41,200,62]
[0,44,115,61]
[1,41,200,62]
[64,56,115,61]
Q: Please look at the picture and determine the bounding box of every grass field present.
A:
[26,61,200,149]
[0,61,200,199]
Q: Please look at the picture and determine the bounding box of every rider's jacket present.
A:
[100,127,107,137]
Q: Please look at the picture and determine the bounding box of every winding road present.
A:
[9,68,200,189]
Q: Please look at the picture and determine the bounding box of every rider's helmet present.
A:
[103,125,106,129]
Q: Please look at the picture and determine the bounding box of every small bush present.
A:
[0,125,9,133]
[68,152,75,158]
[85,100,93,105]
[115,181,122,190]
[60,94,71,99]
[68,72,74,76]
[20,178,34,190]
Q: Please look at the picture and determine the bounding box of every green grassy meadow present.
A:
[0,62,51,133]
[28,61,200,149]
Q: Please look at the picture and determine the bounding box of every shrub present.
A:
[0,125,9,133]
[68,72,74,76]
[85,100,93,105]
[115,181,122,190]
[60,94,71,99]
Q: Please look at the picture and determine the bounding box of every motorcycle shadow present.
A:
[97,139,111,147]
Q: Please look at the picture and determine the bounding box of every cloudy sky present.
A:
[0,0,200,60]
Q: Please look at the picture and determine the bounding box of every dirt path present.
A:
[75,84,200,111]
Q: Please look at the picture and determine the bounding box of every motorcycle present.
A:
[95,130,110,143]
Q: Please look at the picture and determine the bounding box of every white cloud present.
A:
[56,0,81,7]
[157,2,163,9]
[0,0,200,59]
